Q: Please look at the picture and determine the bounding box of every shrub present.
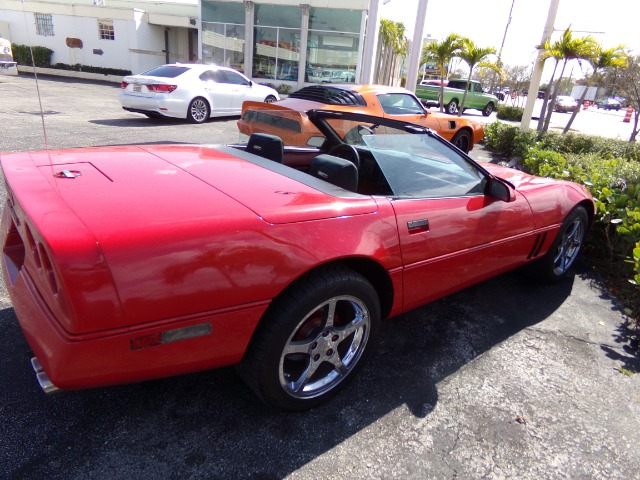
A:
[51,63,131,76]
[11,44,53,67]
[496,105,524,122]
[276,84,293,95]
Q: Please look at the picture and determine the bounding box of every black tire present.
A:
[524,206,589,283]
[264,95,277,103]
[482,102,495,116]
[445,99,458,114]
[450,129,472,153]
[238,265,380,411]
[187,97,210,124]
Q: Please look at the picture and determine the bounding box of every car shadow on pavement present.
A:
[0,267,589,479]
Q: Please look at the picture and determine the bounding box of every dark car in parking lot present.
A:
[597,98,621,111]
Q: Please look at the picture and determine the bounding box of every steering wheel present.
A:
[327,143,360,169]
[344,125,375,145]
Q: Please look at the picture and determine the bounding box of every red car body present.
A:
[1,110,594,410]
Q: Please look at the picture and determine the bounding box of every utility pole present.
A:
[520,0,561,129]
[406,0,429,93]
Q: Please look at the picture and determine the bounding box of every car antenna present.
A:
[20,1,49,152]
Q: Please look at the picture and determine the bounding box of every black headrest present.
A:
[310,154,359,192]
[246,133,284,163]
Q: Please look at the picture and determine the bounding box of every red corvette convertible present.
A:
[1,110,594,411]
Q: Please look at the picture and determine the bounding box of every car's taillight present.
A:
[121,81,128,89]
[147,84,178,93]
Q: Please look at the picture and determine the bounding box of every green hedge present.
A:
[11,44,53,67]
[51,63,131,76]
[496,105,524,122]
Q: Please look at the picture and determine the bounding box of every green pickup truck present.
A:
[415,79,499,116]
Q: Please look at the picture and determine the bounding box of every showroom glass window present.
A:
[201,1,246,72]
[307,8,360,84]
[253,5,301,81]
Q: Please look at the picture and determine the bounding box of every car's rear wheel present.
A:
[239,265,380,411]
[264,95,277,103]
[524,206,589,283]
[451,129,472,153]
[482,102,495,116]
[187,97,210,124]
[445,99,458,114]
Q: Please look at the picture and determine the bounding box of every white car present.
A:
[119,64,279,124]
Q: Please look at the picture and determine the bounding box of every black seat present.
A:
[310,154,359,192]
[246,133,284,163]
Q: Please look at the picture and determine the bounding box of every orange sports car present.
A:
[237,84,485,153]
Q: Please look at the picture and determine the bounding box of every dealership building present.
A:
[0,0,404,87]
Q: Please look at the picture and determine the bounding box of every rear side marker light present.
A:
[131,322,212,350]
[38,244,58,294]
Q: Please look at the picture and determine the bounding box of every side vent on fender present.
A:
[448,121,457,129]
[528,232,548,259]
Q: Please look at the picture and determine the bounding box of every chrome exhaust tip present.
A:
[31,357,61,394]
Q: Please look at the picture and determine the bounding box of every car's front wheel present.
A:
[187,97,210,124]
[524,206,589,283]
[239,265,380,411]
[451,129,472,153]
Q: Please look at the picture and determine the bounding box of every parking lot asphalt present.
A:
[0,74,639,480]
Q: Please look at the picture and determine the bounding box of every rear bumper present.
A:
[5,260,267,391]
[118,94,187,119]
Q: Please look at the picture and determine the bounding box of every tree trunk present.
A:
[631,110,639,142]
[458,71,473,117]
[542,60,568,133]
[562,85,589,134]
[537,60,559,132]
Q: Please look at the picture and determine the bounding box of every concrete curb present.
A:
[17,65,123,84]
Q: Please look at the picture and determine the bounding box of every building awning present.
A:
[148,13,195,28]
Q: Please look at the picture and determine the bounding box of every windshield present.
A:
[360,133,486,198]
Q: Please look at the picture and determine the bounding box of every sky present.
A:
[379,0,640,79]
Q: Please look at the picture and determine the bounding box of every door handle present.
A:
[407,219,429,234]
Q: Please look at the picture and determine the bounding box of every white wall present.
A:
[0,0,195,72]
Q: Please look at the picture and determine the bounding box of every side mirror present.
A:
[489,177,516,202]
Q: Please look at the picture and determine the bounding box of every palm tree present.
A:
[538,28,598,133]
[562,45,628,133]
[536,37,562,132]
[421,33,464,112]
[456,38,500,116]
[376,19,408,85]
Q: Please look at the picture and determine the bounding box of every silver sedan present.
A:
[119,64,279,123]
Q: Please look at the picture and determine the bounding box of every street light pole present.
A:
[521,0,561,130]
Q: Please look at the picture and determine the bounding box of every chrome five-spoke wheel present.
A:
[239,266,380,411]
[552,215,586,276]
[279,295,370,399]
